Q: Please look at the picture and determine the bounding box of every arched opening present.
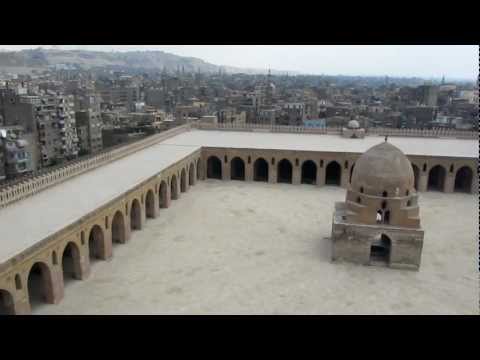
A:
[27,262,55,309]
[88,225,105,262]
[301,160,317,185]
[454,166,473,193]
[15,274,22,290]
[325,161,341,186]
[52,251,58,265]
[196,159,202,180]
[130,199,142,230]
[159,181,168,208]
[0,289,15,315]
[412,164,420,191]
[62,242,82,282]
[189,163,195,186]
[382,191,388,197]
[384,210,390,224]
[180,168,187,192]
[207,156,222,179]
[170,175,179,200]
[254,158,269,182]
[428,165,446,192]
[145,190,155,218]
[277,159,293,184]
[376,207,390,224]
[370,234,391,265]
[112,211,125,244]
[230,157,245,180]
[349,163,355,183]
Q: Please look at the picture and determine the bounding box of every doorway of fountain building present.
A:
[369,234,391,266]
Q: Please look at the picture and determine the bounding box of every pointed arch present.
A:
[370,234,392,265]
[170,174,179,200]
[0,289,15,315]
[428,165,446,192]
[325,161,341,186]
[159,180,168,208]
[189,162,195,186]
[112,211,126,243]
[301,160,317,185]
[277,159,293,184]
[254,157,269,182]
[130,198,142,230]
[145,189,155,218]
[230,157,245,180]
[180,168,187,192]
[207,156,222,179]
[27,261,55,308]
[88,224,105,261]
[196,159,202,180]
[454,166,473,193]
[61,241,82,281]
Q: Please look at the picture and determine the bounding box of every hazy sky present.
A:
[1,45,477,79]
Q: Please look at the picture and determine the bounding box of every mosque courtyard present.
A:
[34,180,478,315]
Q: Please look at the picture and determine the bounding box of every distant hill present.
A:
[0,48,298,75]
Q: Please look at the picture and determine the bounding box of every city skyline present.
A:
[0,45,477,80]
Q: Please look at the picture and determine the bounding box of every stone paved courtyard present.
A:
[35,180,479,315]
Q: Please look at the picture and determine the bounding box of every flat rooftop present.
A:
[0,129,477,265]
[162,130,478,158]
[0,142,200,264]
[35,181,479,315]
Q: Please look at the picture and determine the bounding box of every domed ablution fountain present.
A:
[331,139,424,270]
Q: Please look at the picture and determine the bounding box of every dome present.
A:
[351,141,414,197]
[347,120,360,129]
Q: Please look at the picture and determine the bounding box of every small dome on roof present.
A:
[347,120,360,129]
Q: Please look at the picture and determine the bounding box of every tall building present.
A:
[416,85,438,106]
[36,92,79,166]
[0,126,33,180]
[75,110,103,155]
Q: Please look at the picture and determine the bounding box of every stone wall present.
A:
[201,147,477,194]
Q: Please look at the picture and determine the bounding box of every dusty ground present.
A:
[35,180,479,315]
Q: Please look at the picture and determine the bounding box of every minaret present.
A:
[265,68,273,106]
